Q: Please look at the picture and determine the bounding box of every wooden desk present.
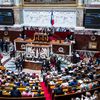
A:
[34,33,48,42]
[0,96,45,100]
[26,44,51,60]
[24,60,42,70]
[14,38,32,52]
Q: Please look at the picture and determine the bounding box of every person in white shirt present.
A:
[60,79,69,88]
[22,87,34,97]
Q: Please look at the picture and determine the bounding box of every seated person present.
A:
[0,90,2,96]
[22,87,34,97]
[54,84,64,95]
[34,90,44,97]
[92,90,100,100]
[69,77,78,86]
[32,82,38,87]
[14,79,20,87]
[33,86,41,90]
[82,92,92,100]
[60,79,69,88]
[0,87,3,96]
[10,86,21,97]
[18,34,23,39]
[22,80,29,86]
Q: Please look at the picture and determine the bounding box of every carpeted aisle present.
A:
[40,82,52,100]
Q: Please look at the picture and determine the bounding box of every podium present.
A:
[34,33,49,42]
[24,60,42,70]
[14,34,73,70]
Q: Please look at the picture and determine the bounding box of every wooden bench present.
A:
[53,87,100,100]
[0,96,46,100]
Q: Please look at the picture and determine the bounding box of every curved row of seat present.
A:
[54,86,100,100]
[0,87,100,100]
[0,97,45,100]
[0,68,45,99]
[43,57,100,100]
[0,56,100,100]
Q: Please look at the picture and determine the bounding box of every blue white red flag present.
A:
[51,11,54,26]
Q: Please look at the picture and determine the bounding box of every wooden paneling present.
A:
[74,34,100,51]
[0,30,100,51]
[15,42,27,51]
[24,61,41,70]
[52,44,69,55]
[0,30,21,42]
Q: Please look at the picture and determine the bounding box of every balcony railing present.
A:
[24,0,77,4]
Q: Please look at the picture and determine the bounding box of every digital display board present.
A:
[83,9,100,29]
[0,9,14,25]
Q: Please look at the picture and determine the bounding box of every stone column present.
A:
[76,9,84,27]
[78,0,83,6]
[14,0,23,6]
[13,8,23,24]
[0,0,2,5]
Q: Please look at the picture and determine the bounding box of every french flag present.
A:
[51,11,54,26]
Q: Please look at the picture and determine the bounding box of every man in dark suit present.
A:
[0,39,2,52]
[56,59,61,72]
[0,87,3,96]
[54,84,64,95]
[10,86,21,97]
[34,90,44,97]
[45,58,50,71]
[15,59,20,71]
[0,53,3,65]
[0,39,4,52]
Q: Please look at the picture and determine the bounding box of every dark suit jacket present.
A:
[10,89,21,97]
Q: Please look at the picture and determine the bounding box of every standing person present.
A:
[15,59,20,71]
[75,52,80,63]
[96,56,100,65]
[45,58,50,71]
[9,42,13,52]
[0,53,3,65]
[56,59,61,72]
[10,43,15,58]
[0,39,4,52]
[72,51,80,64]
[41,59,46,74]
[0,39,2,52]
[3,40,8,52]
[19,57,24,71]
[5,41,9,52]
[50,55,57,69]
